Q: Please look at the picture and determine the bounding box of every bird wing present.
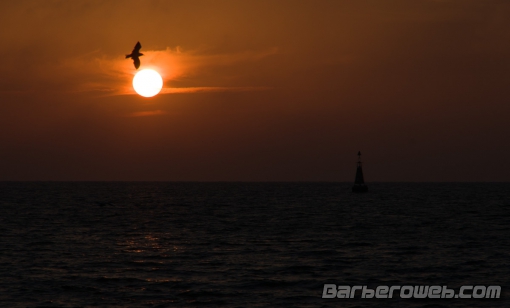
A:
[133,57,140,69]
[133,41,142,53]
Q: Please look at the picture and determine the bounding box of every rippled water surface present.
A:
[0,182,509,307]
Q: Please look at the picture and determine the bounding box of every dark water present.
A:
[0,182,509,307]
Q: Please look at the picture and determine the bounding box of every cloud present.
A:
[123,110,168,117]
[160,86,272,94]
[53,46,278,96]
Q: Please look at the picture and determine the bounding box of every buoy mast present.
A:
[352,151,368,193]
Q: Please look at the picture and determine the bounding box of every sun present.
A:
[133,69,163,97]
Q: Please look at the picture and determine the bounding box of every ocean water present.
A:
[0,182,509,307]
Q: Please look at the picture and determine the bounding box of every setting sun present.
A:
[133,69,163,97]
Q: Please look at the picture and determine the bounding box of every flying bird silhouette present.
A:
[126,41,143,69]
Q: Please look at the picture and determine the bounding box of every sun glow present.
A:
[133,69,163,97]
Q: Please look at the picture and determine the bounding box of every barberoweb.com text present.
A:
[322,284,501,299]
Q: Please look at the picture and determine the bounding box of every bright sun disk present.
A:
[133,69,163,97]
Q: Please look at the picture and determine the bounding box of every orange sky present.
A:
[0,0,509,181]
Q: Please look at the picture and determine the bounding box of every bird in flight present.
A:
[126,41,143,69]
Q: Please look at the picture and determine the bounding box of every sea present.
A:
[0,182,509,307]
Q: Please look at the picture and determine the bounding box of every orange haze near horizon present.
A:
[0,0,509,181]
